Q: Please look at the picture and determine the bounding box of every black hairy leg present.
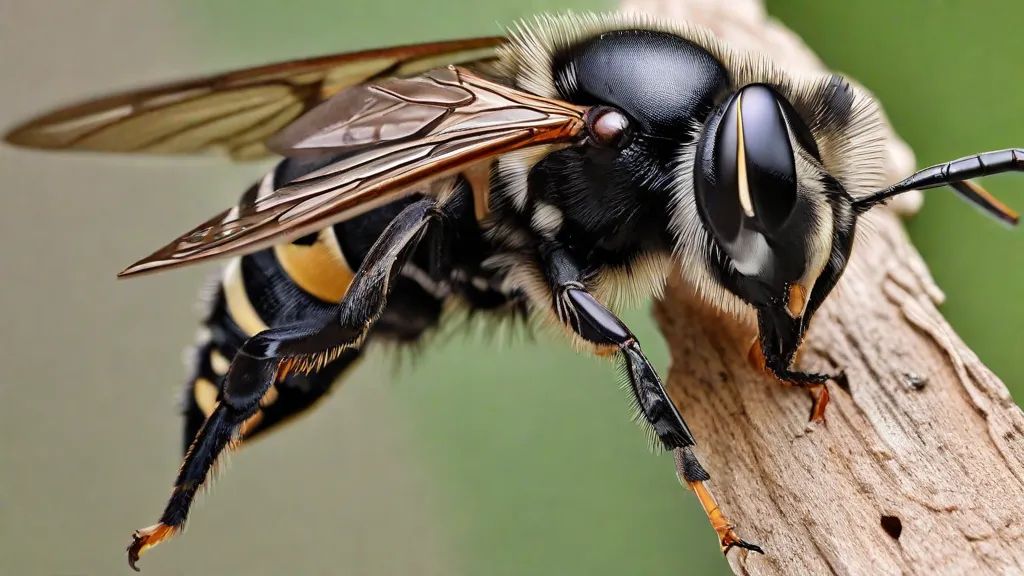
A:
[181,335,363,450]
[540,243,762,555]
[541,244,693,449]
[127,198,441,570]
[241,349,362,440]
[181,339,224,450]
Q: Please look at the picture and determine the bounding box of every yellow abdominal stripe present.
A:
[222,258,269,336]
[193,377,219,417]
[273,230,354,303]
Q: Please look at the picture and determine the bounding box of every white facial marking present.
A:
[669,140,755,324]
[735,93,756,219]
[728,230,772,277]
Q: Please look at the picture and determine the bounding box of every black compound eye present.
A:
[732,84,798,232]
[695,84,799,245]
[585,106,632,149]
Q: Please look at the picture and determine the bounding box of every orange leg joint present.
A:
[807,383,830,424]
[127,522,179,571]
[746,338,829,423]
[747,338,768,374]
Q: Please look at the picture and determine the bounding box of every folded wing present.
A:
[119,67,588,276]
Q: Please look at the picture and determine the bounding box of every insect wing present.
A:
[119,67,588,276]
[3,38,503,160]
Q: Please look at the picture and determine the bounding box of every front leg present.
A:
[753,296,836,423]
[540,244,762,555]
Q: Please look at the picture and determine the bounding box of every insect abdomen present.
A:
[182,234,362,445]
[180,166,373,446]
[181,162,448,448]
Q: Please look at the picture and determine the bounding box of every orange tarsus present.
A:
[687,480,764,554]
[127,522,178,571]
[808,383,831,424]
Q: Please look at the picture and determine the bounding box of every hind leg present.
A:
[128,198,442,569]
[181,268,445,448]
[182,339,363,448]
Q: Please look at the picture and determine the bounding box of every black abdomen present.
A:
[181,159,449,447]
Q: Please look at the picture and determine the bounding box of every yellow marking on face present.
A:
[735,93,756,219]
[210,350,231,376]
[273,229,354,303]
[222,258,269,335]
[193,377,219,417]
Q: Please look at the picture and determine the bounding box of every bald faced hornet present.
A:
[7,12,1021,569]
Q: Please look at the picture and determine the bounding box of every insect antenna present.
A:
[852,148,1022,225]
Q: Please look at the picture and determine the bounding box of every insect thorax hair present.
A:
[492,12,889,323]
[486,142,673,317]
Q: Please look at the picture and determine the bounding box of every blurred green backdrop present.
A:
[0,1,1021,575]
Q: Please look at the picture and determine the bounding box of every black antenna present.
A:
[853,148,1022,225]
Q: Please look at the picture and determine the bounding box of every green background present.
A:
[0,1,1021,575]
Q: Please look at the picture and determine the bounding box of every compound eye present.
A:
[586,106,632,148]
[732,85,798,232]
[696,85,799,246]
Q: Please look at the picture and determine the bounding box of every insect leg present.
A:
[127,198,440,570]
[182,336,364,450]
[540,243,762,554]
[181,339,225,451]
[542,244,691,448]
[754,304,835,423]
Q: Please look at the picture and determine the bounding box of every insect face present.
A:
[694,83,835,310]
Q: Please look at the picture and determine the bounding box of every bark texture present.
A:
[619,0,1024,574]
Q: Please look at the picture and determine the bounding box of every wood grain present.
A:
[621,0,1024,574]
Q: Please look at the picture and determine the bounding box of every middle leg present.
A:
[540,243,762,554]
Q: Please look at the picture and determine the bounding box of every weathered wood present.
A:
[619,0,1024,574]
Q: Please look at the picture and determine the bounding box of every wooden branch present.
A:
[620,0,1024,573]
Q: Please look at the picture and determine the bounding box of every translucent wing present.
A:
[3,38,503,160]
[118,67,588,277]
